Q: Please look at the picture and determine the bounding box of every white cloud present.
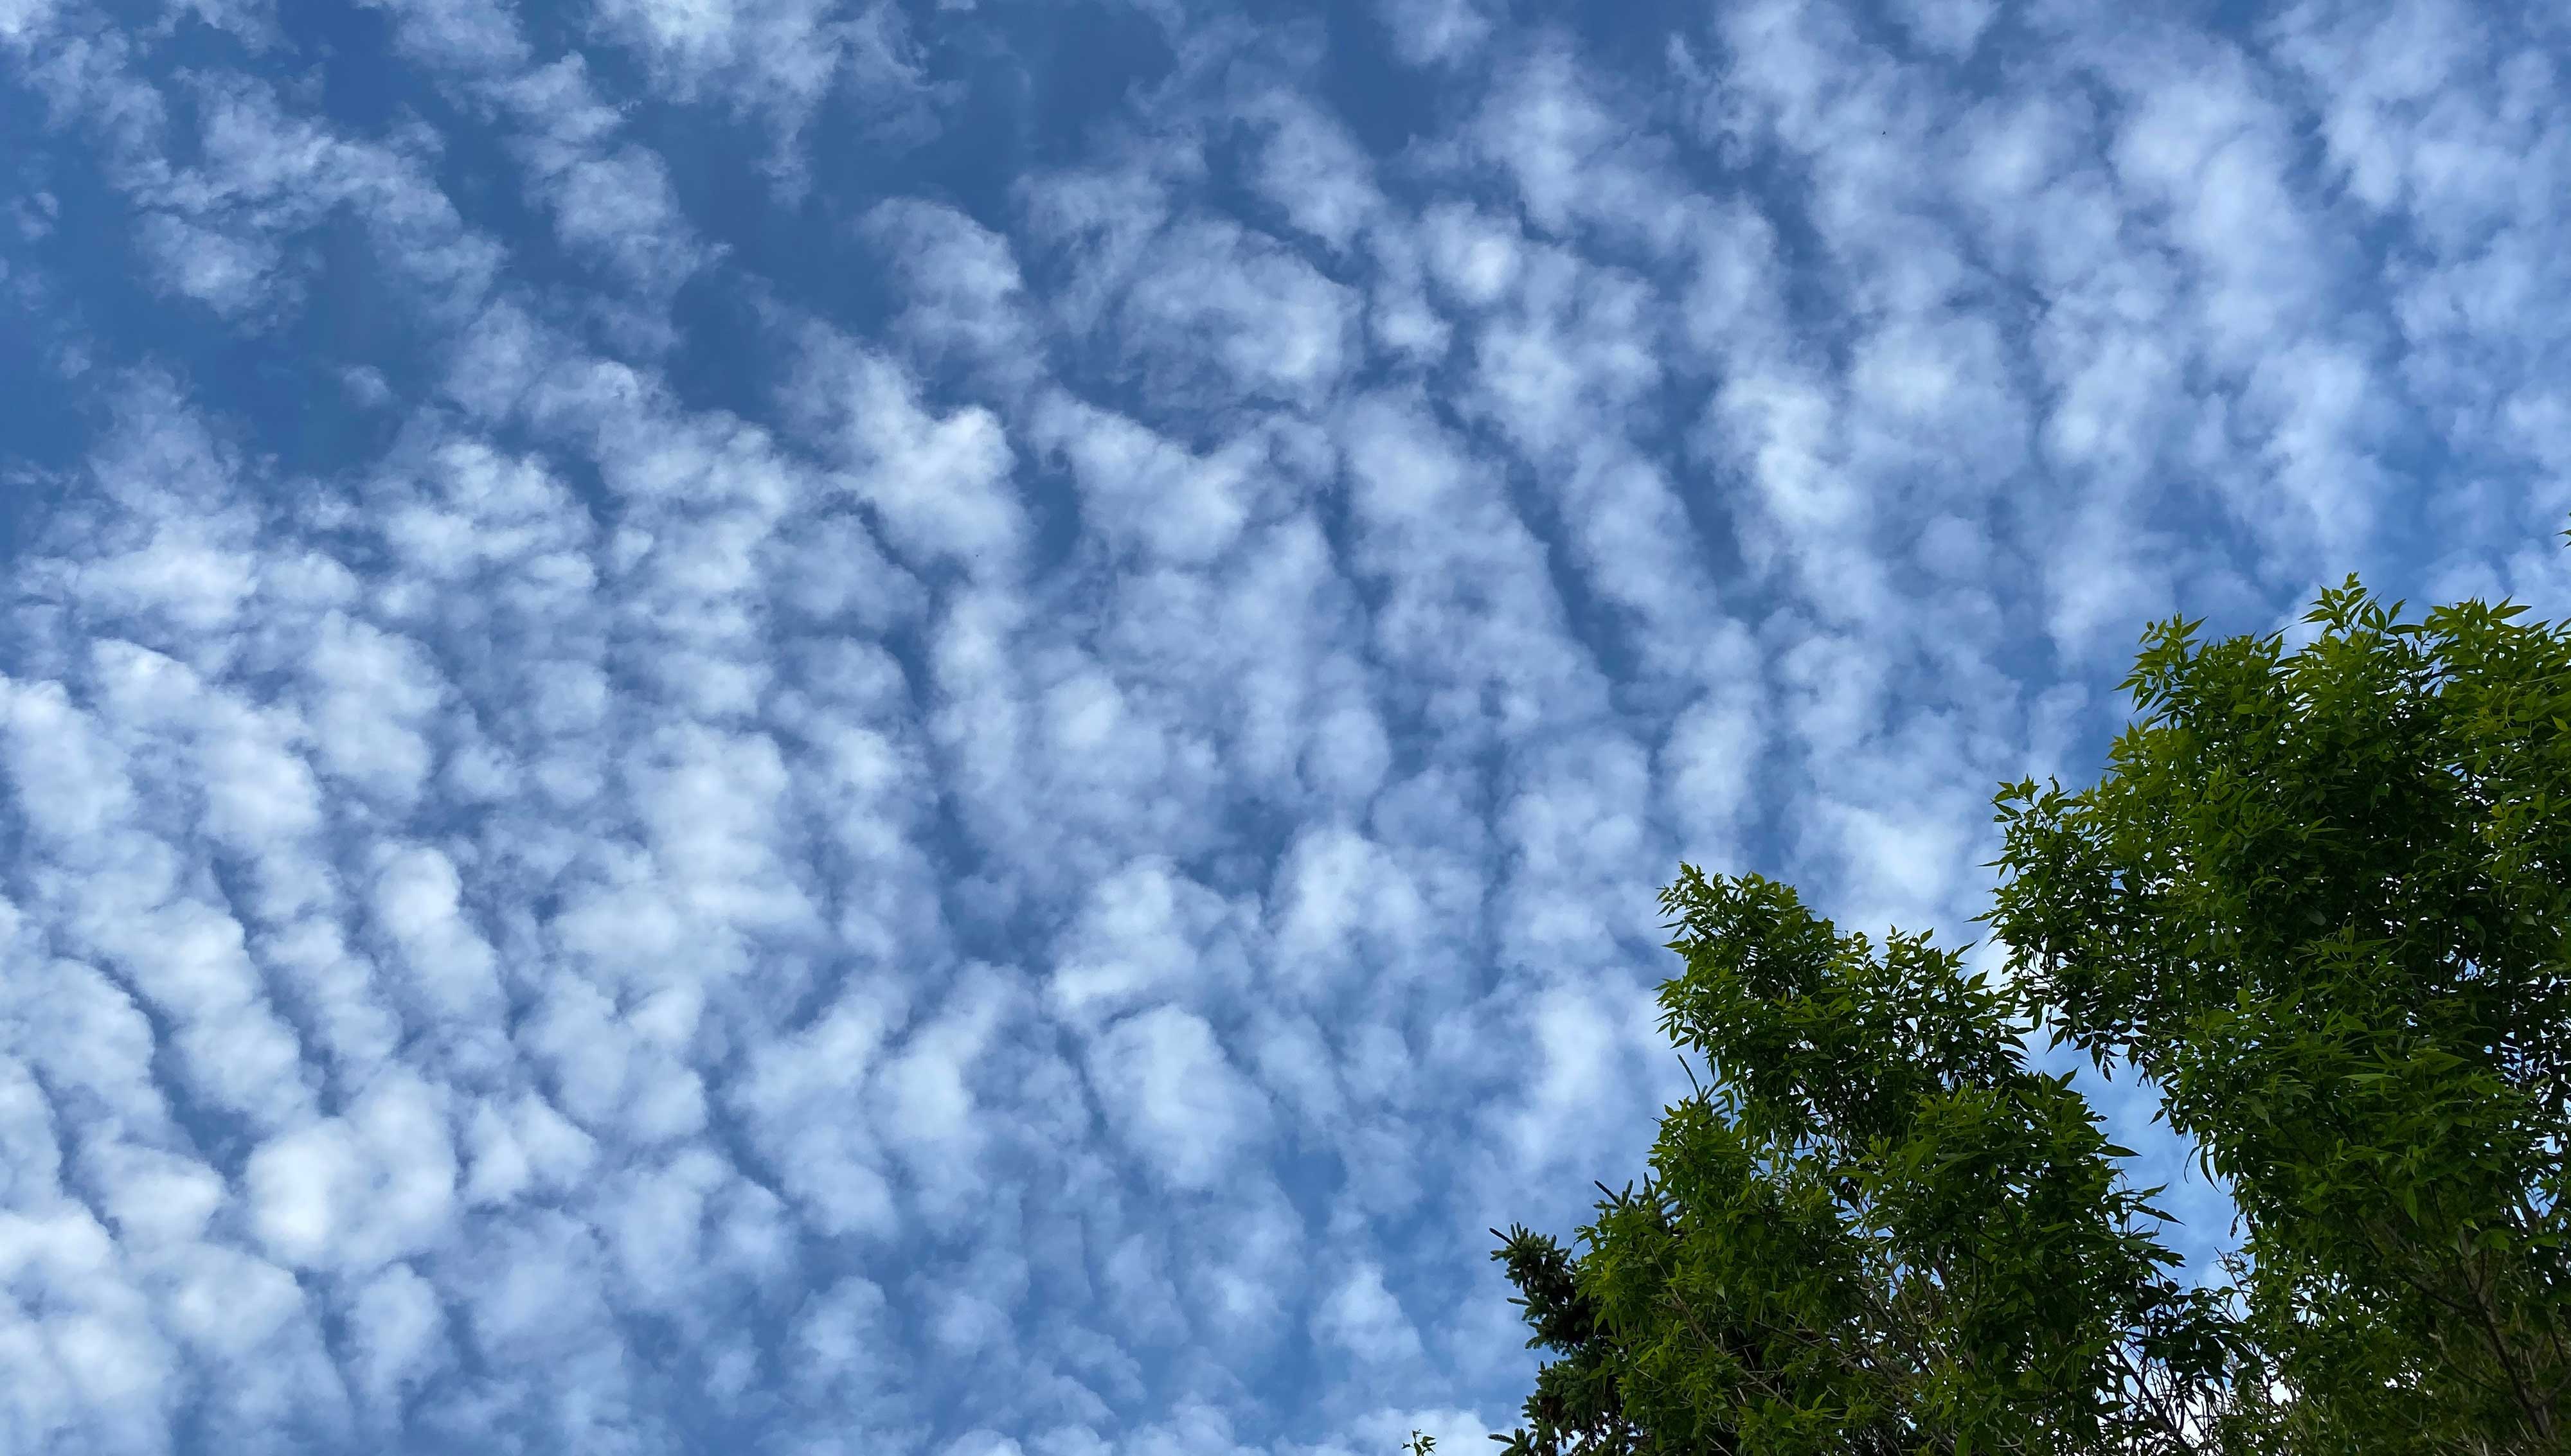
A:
[1312,1261,1426,1367]
[501,56,718,305]
[866,199,1042,390]
[0,0,64,44]
[733,982,907,1238]
[1890,0,1996,58]
[1085,1004,1272,1193]
[242,1070,458,1274]
[0,1204,181,1455]
[132,211,284,315]
[1113,218,1359,413]
[78,1141,224,1250]
[791,326,1027,571]
[343,1261,451,1418]
[1241,91,1383,252]
[358,0,530,72]
[1373,0,1492,67]
[460,1090,600,1207]
[0,677,136,844]
[1030,394,1257,566]
[1267,826,1433,1004]
[305,612,447,809]
[1049,856,1255,1027]
[584,0,924,159]
[1419,201,1523,308]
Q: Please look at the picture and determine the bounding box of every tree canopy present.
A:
[1478,566,2571,1455]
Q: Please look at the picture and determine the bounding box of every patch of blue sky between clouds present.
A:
[1,0,2568,1452]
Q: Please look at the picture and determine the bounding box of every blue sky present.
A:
[3,0,2569,1452]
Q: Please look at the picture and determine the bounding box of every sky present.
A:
[1,0,2568,1452]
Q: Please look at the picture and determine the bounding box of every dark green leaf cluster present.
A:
[1476,566,2571,1456]
[1989,578,2571,1452]
[1490,874,2244,1456]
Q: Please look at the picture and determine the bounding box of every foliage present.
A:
[1989,578,2571,1452]
[1474,567,2571,1455]
[1488,874,2246,1456]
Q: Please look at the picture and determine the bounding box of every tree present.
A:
[1478,567,2571,1455]
[1989,578,2571,1452]
[1485,873,2251,1456]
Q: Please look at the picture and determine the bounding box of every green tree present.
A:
[1989,578,2571,1452]
[1479,567,2571,1455]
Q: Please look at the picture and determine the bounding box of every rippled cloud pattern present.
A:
[3,0,2568,1452]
